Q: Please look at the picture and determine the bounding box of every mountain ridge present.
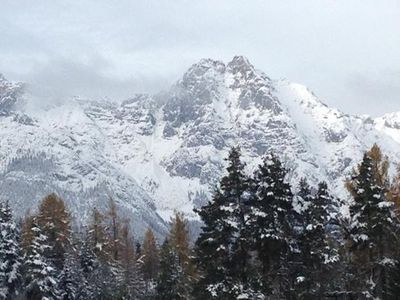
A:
[1,56,400,236]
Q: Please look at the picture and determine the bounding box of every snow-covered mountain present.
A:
[1,56,400,236]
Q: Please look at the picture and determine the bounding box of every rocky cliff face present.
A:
[1,57,400,236]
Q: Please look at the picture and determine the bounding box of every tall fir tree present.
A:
[247,153,295,298]
[156,238,185,300]
[194,147,251,299]
[77,235,98,299]
[85,207,117,299]
[346,144,400,299]
[0,201,23,300]
[141,227,159,293]
[117,221,145,299]
[24,219,60,300]
[106,198,122,262]
[58,249,89,300]
[298,182,339,298]
[87,207,109,262]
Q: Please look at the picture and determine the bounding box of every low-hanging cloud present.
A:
[0,0,399,116]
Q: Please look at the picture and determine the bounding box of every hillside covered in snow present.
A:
[1,56,400,236]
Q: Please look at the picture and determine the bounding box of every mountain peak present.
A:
[0,74,24,114]
[227,55,255,73]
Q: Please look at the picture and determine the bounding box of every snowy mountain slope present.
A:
[0,84,167,237]
[0,57,399,233]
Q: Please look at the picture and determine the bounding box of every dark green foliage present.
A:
[297,181,340,298]
[0,201,23,300]
[194,147,252,299]
[58,250,89,300]
[346,151,400,299]
[156,239,185,300]
[24,220,60,300]
[4,144,400,299]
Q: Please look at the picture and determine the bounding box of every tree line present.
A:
[1,144,400,299]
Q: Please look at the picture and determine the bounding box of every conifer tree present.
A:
[142,227,159,291]
[77,236,98,299]
[58,250,89,300]
[117,221,145,299]
[106,198,121,262]
[21,213,34,253]
[36,193,71,270]
[0,201,23,300]
[194,147,250,299]
[156,239,184,300]
[247,153,294,298]
[85,207,117,299]
[168,212,195,298]
[346,145,400,298]
[24,219,60,300]
[79,230,98,276]
[388,164,400,213]
[293,178,314,297]
[87,207,109,262]
[298,182,339,298]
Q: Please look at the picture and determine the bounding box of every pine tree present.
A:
[168,212,195,298]
[106,198,121,262]
[141,227,159,292]
[79,229,98,276]
[346,145,400,298]
[0,201,23,300]
[293,178,314,298]
[58,249,89,300]
[36,193,71,270]
[87,207,109,262]
[247,153,294,298]
[298,182,339,298]
[85,207,117,299]
[117,221,145,299]
[24,219,60,300]
[77,236,98,299]
[194,147,250,299]
[156,239,184,300]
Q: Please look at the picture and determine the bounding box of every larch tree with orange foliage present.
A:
[35,193,71,270]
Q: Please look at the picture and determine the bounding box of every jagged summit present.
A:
[1,58,400,236]
[0,74,24,115]
[227,55,255,73]
[182,55,260,83]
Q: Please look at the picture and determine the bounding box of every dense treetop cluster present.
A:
[1,144,400,299]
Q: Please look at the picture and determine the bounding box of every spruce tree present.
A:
[77,236,98,299]
[85,207,117,299]
[79,230,98,275]
[0,201,23,300]
[247,153,294,298]
[298,182,339,298]
[106,198,122,262]
[87,207,109,262]
[117,221,145,299]
[293,178,314,298]
[346,145,400,298]
[156,239,183,300]
[24,219,60,300]
[58,250,89,300]
[194,147,250,299]
[142,227,159,293]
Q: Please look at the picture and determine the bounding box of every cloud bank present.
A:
[0,0,399,115]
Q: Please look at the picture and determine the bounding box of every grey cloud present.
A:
[0,0,399,116]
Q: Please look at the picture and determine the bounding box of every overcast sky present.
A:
[1,1,399,116]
